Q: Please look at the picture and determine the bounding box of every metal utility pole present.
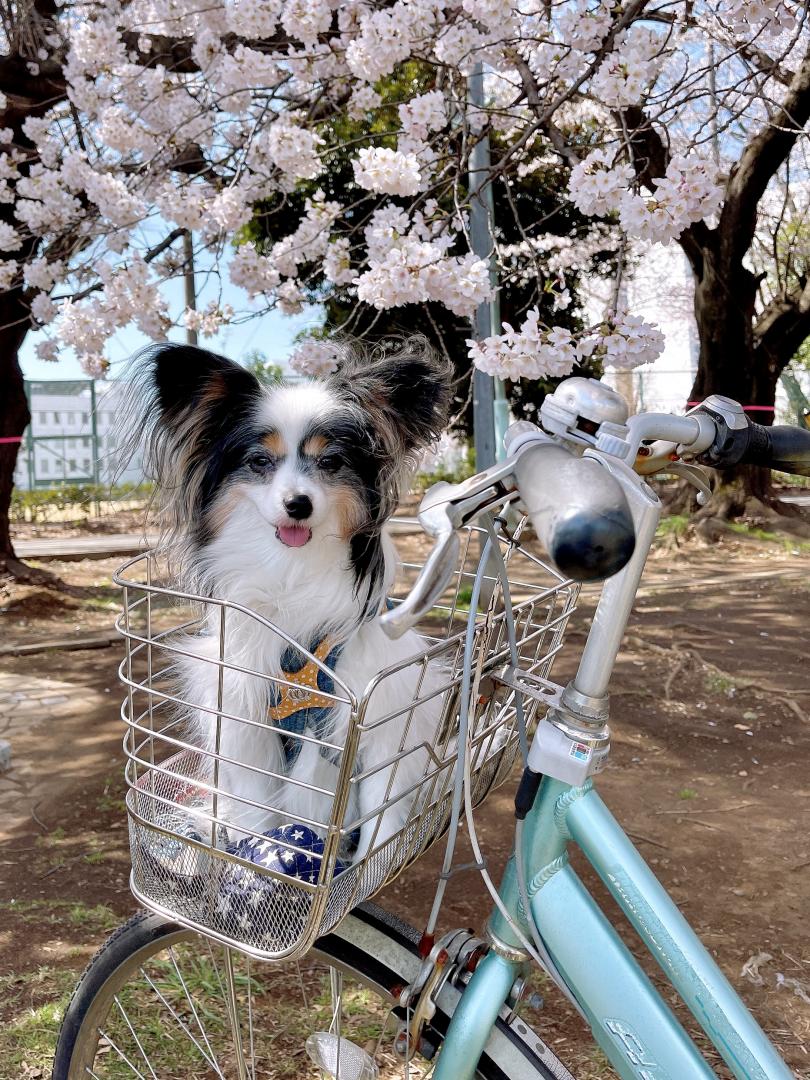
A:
[468,63,508,469]
[183,230,198,346]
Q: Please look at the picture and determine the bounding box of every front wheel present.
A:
[53,904,575,1079]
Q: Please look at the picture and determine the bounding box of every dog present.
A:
[129,339,453,865]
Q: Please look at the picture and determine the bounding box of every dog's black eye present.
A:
[318,453,343,474]
[247,452,273,473]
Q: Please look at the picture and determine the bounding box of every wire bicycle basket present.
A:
[115,520,579,962]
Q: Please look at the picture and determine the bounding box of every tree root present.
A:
[624,633,810,723]
[682,489,810,541]
[0,554,61,588]
[740,497,810,538]
[660,471,810,541]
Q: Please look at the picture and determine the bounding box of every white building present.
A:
[13,380,144,491]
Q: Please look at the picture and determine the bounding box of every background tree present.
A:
[242,349,284,385]
[0,0,807,577]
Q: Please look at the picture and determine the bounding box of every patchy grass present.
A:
[656,514,690,540]
[704,672,741,697]
[0,965,77,1076]
[96,776,127,815]
[726,521,810,554]
[454,584,476,611]
[1,900,120,934]
[36,826,66,845]
[80,595,121,612]
[678,787,698,800]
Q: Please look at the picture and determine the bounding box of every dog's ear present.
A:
[330,338,452,456]
[145,343,261,433]
[120,345,263,549]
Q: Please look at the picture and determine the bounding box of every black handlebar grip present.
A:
[746,425,810,477]
[514,443,636,582]
[696,405,810,477]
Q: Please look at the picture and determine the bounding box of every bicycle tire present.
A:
[53,903,575,1080]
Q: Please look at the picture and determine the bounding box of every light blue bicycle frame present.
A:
[433,455,793,1080]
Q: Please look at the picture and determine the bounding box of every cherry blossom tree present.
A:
[0,0,808,574]
[242,86,623,432]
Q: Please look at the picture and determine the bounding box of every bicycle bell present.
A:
[540,377,630,453]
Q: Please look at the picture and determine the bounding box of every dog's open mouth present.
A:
[276,524,312,548]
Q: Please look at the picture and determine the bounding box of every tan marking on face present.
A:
[302,434,329,457]
[334,485,367,539]
[261,431,286,457]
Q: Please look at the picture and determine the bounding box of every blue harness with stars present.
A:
[267,632,361,853]
[267,634,346,768]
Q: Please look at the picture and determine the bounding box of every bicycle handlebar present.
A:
[382,382,810,640]
[381,431,636,638]
[692,396,810,477]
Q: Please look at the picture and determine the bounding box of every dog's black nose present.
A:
[284,494,313,520]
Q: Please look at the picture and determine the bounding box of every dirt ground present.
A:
[1,517,809,1079]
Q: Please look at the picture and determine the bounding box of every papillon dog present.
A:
[130,339,453,864]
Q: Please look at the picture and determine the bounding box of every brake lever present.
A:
[633,439,680,475]
[633,441,711,504]
[380,454,527,639]
[417,456,521,532]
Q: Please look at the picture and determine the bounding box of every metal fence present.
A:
[14,379,142,492]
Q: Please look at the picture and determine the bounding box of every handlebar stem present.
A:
[571,452,662,702]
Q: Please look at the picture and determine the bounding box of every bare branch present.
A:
[721,43,810,265]
[754,276,810,370]
[52,227,187,303]
[736,42,795,88]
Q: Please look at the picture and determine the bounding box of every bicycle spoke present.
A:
[246,954,257,1080]
[112,994,159,1080]
[223,945,250,1080]
[204,935,229,1010]
[95,1026,149,1079]
[330,967,343,1079]
[139,965,224,1075]
[296,957,313,1021]
[167,944,223,1074]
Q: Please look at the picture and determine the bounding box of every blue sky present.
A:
[19,248,324,382]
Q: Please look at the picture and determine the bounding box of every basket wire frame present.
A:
[115,521,579,962]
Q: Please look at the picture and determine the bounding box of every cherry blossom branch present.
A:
[52,228,187,303]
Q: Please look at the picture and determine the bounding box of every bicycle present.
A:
[52,377,810,1080]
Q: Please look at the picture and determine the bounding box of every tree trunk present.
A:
[689,255,777,512]
[0,292,36,578]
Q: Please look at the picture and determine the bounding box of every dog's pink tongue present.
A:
[277,524,312,548]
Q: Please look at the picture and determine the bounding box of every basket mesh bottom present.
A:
[129,741,516,959]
